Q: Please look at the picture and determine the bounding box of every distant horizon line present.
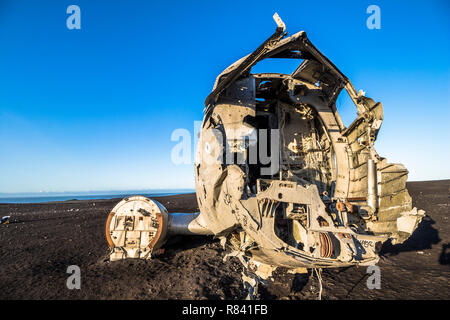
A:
[0,188,195,198]
[1,178,448,197]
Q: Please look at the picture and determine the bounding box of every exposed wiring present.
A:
[314,268,323,300]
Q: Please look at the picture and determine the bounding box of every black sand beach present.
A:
[0,180,449,300]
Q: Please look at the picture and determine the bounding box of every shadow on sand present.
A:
[380,215,441,257]
[439,243,450,266]
[163,235,216,255]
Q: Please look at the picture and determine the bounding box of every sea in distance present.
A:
[0,189,195,204]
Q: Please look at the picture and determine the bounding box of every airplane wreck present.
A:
[105,14,424,298]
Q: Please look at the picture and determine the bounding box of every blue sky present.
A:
[0,0,448,193]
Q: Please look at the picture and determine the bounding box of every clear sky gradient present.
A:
[0,0,448,193]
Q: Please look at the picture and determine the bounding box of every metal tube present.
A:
[367,159,377,212]
[168,212,213,236]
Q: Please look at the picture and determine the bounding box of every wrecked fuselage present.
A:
[106,15,424,282]
[194,17,424,271]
